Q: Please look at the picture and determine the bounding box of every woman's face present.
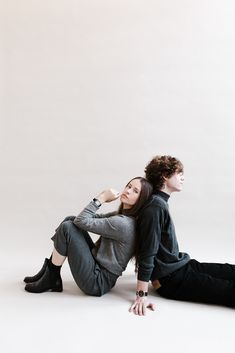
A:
[120,179,142,209]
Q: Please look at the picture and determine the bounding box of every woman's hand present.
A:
[129,297,156,316]
[97,189,120,204]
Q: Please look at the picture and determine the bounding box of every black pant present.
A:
[157,259,235,307]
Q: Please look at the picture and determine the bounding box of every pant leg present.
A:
[157,260,235,307]
[189,259,235,280]
[51,220,118,296]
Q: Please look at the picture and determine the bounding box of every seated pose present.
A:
[24,177,152,297]
[130,155,235,315]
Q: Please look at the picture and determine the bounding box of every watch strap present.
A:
[93,198,101,207]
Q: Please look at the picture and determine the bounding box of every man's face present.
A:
[164,171,184,193]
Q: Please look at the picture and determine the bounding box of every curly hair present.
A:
[145,155,184,191]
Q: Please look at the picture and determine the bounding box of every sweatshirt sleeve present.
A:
[73,200,132,241]
[137,205,165,282]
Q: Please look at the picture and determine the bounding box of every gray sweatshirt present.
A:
[73,201,136,276]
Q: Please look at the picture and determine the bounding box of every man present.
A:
[129,155,235,316]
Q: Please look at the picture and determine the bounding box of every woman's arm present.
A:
[73,189,133,241]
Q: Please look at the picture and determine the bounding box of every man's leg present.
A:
[158,261,235,307]
[189,259,235,280]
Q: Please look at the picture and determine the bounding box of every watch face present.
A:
[138,290,144,297]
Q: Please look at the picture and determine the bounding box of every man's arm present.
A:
[129,279,155,316]
[129,205,165,316]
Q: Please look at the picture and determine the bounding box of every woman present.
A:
[24,177,153,296]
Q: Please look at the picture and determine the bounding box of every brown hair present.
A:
[118,177,153,218]
[118,177,153,263]
[145,155,184,191]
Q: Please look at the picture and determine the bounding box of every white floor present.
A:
[1,226,235,353]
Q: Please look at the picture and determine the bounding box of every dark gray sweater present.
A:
[137,191,190,282]
[73,201,136,276]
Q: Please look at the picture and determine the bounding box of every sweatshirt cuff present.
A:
[137,273,151,282]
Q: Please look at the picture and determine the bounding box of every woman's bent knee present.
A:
[61,220,76,233]
[62,216,76,223]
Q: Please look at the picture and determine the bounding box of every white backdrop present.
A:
[1,0,235,254]
[2,2,235,353]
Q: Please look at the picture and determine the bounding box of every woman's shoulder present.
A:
[111,213,136,224]
[109,213,136,234]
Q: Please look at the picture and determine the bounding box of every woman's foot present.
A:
[24,258,49,283]
[24,261,63,293]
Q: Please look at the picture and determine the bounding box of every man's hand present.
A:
[129,297,156,316]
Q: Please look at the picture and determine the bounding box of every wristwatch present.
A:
[136,290,148,297]
[93,198,101,207]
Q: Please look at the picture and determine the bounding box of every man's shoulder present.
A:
[140,194,168,215]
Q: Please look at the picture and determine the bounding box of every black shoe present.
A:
[24,264,63,293]
[24,258,49,283]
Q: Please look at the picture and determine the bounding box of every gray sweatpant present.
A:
[51,217,118,296]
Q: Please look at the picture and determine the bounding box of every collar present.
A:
[154,190,170,202]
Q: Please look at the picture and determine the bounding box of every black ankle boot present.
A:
[24,263,63,293]
[24,258,49,283]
